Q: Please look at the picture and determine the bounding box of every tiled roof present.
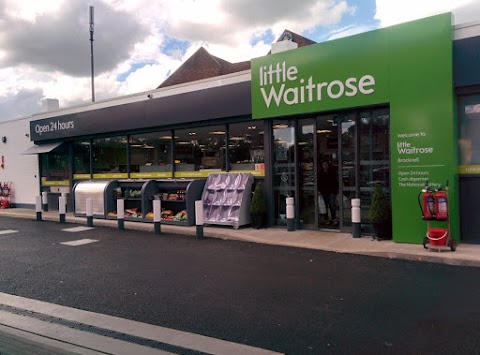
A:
[158,30,316,88]
[158,48,250,88]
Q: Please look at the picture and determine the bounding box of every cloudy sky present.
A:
[0,0,478,121]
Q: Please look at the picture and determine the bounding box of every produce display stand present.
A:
[101,179,205,225]
[105,180,157,222]
[74,178,205,226]
[145,179,206,226]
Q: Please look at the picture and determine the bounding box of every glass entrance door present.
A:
[275,107,390,231]
[316,114,340,229]
[339,113,357,229]
[315,109,389,231]
[272,120,296,226]
[298,119,316,226]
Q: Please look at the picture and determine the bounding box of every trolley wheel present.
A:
[449,240,457,252]
[423,236,429,249]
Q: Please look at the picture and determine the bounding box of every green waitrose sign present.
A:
[252,13,458,244]
[252,29,389,118]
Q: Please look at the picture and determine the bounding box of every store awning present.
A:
[22,142,62,155]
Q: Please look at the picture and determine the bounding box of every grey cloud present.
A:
[0,0,147,77]
[0,88,44,121]
[165,0,350,44]
[221,0,339,26]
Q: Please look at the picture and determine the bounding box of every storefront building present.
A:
[455,20,480,243]
[7,12,479,243]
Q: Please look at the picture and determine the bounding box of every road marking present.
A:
[0,229,18,235]
[60,239,99,246]
[61,226,94,232]
[0,292,282,355]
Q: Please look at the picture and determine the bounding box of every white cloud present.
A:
[375,0,479,27]
[3,0,65,22]
[0,0,357,122]
[2,0,480,122]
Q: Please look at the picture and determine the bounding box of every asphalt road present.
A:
[0,216,479,354]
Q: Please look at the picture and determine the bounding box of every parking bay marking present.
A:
[61,226,94,233]
[60,239,99,246]
[0,230,18,235]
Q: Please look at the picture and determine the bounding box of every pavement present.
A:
[0,207,479,268]
[1,207,480,354]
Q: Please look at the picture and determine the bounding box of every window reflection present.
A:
[73,140,90,178]
[130,131,172,178]
[41,144,69,185]
[228,121,264,172]
[272,120,296,225]
[359,108,390,224]
[92,137,127,176]
[298,119,315,226]
[174,125,226,176]
[460,97,480,166]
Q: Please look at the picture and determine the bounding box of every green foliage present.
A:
[370,184,392,223]
[250,183,266,214]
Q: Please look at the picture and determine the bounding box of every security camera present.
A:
[147,94,153,99]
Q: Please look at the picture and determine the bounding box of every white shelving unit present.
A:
[202,173,254,229]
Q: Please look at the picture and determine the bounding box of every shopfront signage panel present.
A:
[251,30,389,119]
[253,13,457,244]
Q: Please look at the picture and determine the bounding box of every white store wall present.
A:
[0,117,40,206]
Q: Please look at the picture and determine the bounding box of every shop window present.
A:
[228,121,265,176]
[40,144,69,186]
[174,125,226,177]
[459,95,480,173]
[358,108,390,223]
[73,140,91,179]
[130,131,173,178]
[92,136,128,178]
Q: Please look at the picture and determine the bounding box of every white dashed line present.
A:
[61,226,94,232]
[60,239,99,246]
[0,230,18,235]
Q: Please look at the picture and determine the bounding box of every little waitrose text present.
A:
[259,61,376,108]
